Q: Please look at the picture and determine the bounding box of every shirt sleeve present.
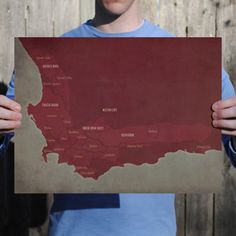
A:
[221,68,236,167]
[0,72,15,155]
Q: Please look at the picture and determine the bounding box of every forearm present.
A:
[222,134,236,167]
[0,135,6,156]
[0,133,14,156]
[231,136,236,149]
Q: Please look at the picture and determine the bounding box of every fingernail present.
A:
[213,112,217,118]
[16,105,21,111]
[17,113,22,120]
[213,104,218,110]
[213,120,217,127]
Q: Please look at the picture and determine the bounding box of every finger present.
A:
[0,95,21,111]
[212,106,236,119]
[0,107,22,121]
[212,97,236,111]
[212,119,236,129]
[222,129,236,136]
[0,120,21,130]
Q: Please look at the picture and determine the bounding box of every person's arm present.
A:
[0,72,21,155]
[222,134,236,167]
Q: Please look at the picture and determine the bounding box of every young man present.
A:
[1,0,236,235]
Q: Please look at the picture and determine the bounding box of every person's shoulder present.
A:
[60,20,92,37]
[144,20,175,37]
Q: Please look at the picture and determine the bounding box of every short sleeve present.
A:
[222,68,235,99]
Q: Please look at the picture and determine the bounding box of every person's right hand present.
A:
[0,95,22,134]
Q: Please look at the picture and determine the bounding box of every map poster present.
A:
[15,37,222,193]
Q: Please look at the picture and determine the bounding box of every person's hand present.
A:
[0,95,22,134]
[212,97,236,136]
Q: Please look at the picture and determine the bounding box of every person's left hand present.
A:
[212,97,236,136]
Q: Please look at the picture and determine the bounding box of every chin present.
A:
[98,0,137,15]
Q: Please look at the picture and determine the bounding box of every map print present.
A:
[15,38,223,193]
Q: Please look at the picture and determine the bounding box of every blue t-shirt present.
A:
[2,19,236,236]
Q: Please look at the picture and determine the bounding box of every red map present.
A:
[19,38,221,180]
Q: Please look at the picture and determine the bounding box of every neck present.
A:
[92,1,143,33]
